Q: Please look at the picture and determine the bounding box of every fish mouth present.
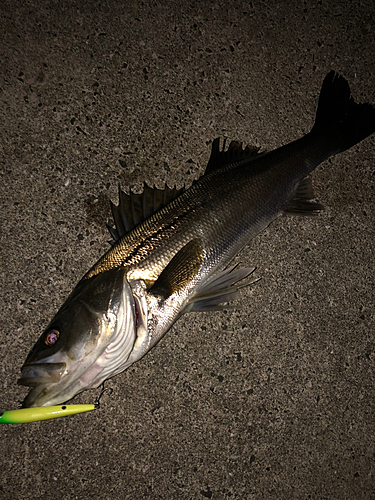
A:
[18,362,66,387]
[17,362,67,407]
[20,383,51,408]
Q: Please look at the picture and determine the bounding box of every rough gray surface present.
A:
[1,1,374,499]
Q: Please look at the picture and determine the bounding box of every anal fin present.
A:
[186,265,259,312]
[284,177,324,216]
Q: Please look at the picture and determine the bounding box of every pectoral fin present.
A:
[150,239,205,299]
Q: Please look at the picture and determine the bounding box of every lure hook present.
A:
[94,383,113,409]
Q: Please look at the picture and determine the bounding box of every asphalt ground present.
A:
[0,1,374,499]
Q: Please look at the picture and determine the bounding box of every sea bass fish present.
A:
[18,72,375,407]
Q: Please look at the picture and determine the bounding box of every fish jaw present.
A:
[18,361,67,387]
[18,361,67,407]
[18,350,106,407]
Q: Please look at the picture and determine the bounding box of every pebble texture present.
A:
[0,1,374,499]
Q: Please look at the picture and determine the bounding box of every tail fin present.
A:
[312,71,375,152]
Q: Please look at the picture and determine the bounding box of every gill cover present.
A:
[18,267,136,407]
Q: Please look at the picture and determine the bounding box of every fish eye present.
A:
[45,329,60,346]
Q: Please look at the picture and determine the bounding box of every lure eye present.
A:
[45,329,59,346]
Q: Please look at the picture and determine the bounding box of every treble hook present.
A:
[94,383,113,409]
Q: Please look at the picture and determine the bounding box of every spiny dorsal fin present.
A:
[108,182,185,244]
[108,138,261,244]
[205,137,262,175]
[284,176,324,216]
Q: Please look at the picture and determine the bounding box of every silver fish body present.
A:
[18,72,375,407]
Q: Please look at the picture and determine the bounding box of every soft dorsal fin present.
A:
[205,137,262,175]
[108,183,185,244]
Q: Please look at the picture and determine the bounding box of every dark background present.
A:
[1,1,374,498]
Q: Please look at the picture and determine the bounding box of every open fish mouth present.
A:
[17,362,67,407]
[17,362,66,387]
[20,383,51,408]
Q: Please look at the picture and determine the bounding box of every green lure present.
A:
[0,404,96,424]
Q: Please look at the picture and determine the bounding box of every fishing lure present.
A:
[0,404,97,424]
[0,385,111,424]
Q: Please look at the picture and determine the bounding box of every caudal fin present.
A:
[312,71,375,152]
